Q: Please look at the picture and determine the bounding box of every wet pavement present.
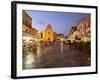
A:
[23,42,90,69]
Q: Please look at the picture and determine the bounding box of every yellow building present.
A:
[43,24,54,42]
[54,32,57,41]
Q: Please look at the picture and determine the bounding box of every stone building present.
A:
[56,33,64,41]
[67,16,91,43]
[68,27,77,36]
[31,28,38,37]
[23,10,32,28]
[76,16,91,42]
[22,10,38,37]
[67,26,77,43]
[43,24,55,42]
[22,10,32,33]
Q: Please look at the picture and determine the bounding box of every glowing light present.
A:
[24,52,36,69]
[23,36,33,42]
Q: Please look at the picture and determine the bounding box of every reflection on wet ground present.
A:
[23,42,90,69]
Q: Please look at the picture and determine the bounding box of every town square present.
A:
[22,10,91,69]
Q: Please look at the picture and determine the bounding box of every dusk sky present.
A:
[25,10,90,36]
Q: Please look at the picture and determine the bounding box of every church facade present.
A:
[43,24,55,42]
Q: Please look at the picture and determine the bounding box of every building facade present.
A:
[76,16,91,42]
[67,26,77,43]
[22,11,38,37]
[67,16,91,43]
[56,33,64,41]
[43,24,55,42]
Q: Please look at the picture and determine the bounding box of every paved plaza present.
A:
[23,42,90,69]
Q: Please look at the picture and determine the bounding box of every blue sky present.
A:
[25,10,90,36]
